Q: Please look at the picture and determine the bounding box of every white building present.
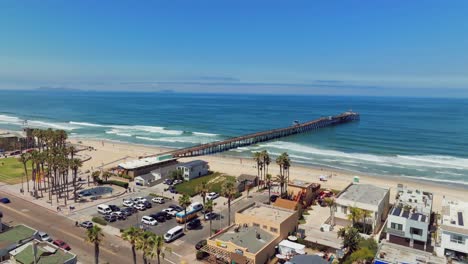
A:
[335,183,390,234]
[176,160,209,181]
[386,186,433,251]
[435,198,468,261]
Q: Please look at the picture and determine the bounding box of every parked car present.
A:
[162,208,177,217]
[168,186,178,194]
[152,197,165,204]
[205,212,217,220]
[121,208,134,216]
[142,201,152,209]
[122,199,134,207]
[109,205,120,212]
[53,240,71,250]
[111,211,126,220]
[164,179,173,185]
[206,192,219,200]
[104,214,117,222]
[0,197,10,204]
[270,195,279,203]
[80,221,94,229]
[169,205,183,212]
[38,232,52,242]
[141,216,157,226]
[187,218,201,230]
[150,212,168,222]
[195,239,207,250]
[173,179,183,185]
[134,197,148,203]
[134,203,146,211]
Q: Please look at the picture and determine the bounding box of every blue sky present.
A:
[1,0,467,96]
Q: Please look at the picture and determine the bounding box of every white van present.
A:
[190,202,203,212]
[164,226,184,242]
[97,204,112,215]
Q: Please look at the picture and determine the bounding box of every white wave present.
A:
[0,114,23,125]
[105,129,132,137]
[258,141,468,170]
[0,114,81,130]
[192,131,219,137]
[69,121,106,127]
[402,175,468,186]
[110,125,183,135]
[136,136,213,144]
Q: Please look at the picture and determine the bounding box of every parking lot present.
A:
[90,194,221,244]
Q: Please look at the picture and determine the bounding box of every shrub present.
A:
[97,180,129,189]
[92,216,107,226]
[196,251,208,260]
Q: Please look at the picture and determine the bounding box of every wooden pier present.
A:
[158,111,359,158]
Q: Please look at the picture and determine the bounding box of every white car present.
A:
[162,208,177,216]
[134,197,148,203]
[134,203,146,211]
[206,192,219,200]
[152,197,165,204]
[173,179,183,185]
[38,232,52,242]
[141,216,157,226]
[122,200,134,207]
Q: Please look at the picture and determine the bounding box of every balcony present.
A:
[386,227,406,237]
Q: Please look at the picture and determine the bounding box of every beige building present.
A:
[118,154,178,177]
[203,203,299,264]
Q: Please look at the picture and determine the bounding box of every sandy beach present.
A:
[69,138,467,212]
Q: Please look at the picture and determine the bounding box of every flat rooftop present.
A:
[178,159,207,168]
[395,187,432,216]
[337,183,388,206]
[214,225,275,253]
[10,241,76,264]
[288,179,318,189]
[441,199,468,235]
[238,203,295,223]
[375,241,445,264]
[0,225,36,248]
[118,155,176,170]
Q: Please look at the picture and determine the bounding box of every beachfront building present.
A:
[334,183,390,234]
[386,186,433,251]
[8,240,77,264]
[435,198,468,261]
[236,174,258,192]
[202,203,299,264]
[176,160,209,181]
[118,154,178,178]
[287,180,321,207]
[0,224,37,261]
[374,241,445,264]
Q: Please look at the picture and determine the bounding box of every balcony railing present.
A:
[386,228,406,237]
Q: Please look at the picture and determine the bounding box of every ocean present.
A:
[0,90,467,186]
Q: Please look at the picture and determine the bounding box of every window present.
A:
[390,222,403,231]
[263,225,267,229]
[450,234,465,244]
[270,227,278,233]
[253,223,260,227]
[410,227,423,236]
[342,206,347,214]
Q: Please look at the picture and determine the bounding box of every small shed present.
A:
[134,172,160,186]
[236,174,258,192]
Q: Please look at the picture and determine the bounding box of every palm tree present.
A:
[261,150,270,188]
[70,158,82,202]
[178,194,192,230]
[122,227,142,264]
[151,235,171,264]
[18,153,30,193]
[196,181,209,206]
[275,174,287,197]
[205,199,214,236]
[324,197,336,226]
[337,226,361,253]
[347,206,363,226]
[361,210,372,234]
[136,231,156,264]
[265,174,272,204]
[253,152,263,189]
[85,225,104,264]
[221,180,237,226]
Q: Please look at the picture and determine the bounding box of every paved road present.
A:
[0,190,181,264]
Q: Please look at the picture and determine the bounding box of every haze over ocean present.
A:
[0,90,467,185]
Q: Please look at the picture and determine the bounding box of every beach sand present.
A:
[69,138,467,212]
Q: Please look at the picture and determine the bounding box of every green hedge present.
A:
[92,216,107,226]
[97,179,129,189]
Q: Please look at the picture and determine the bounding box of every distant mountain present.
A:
[36,86,82,92]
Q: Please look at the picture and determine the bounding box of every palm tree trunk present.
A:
[268,185,271,204]
[73,169,77,202]
[157,253,161,264]
[228,200,231,225]
[142,256,147,264]
[131,245,137,264]
[95,242,99,264]
[210,219,213,236]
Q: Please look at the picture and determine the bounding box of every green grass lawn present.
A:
[0,157,30,184]
[175,172,236,196]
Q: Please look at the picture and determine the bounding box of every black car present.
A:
[150,212,168,222]
[187,218,201,230]
[270,195,279,203]
[164,178,173,185]
[142,201,152,209]
[169,205,183,212]
[195,240,207,250]
[109,205,121,212]
[104,214,117,222]
[121,208,133,216]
